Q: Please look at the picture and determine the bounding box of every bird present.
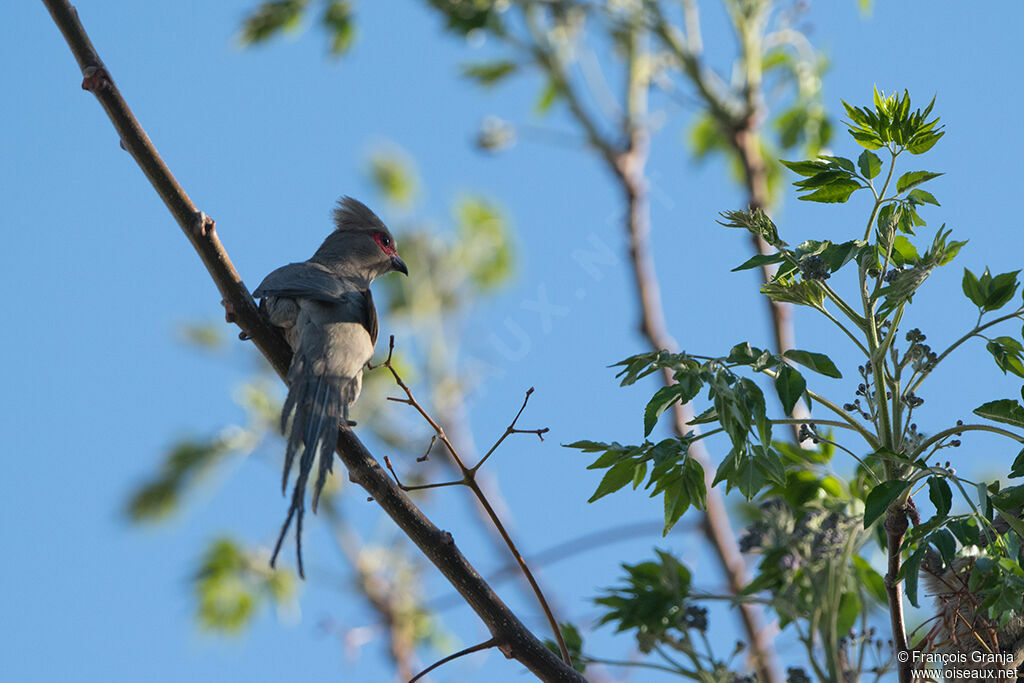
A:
[253,197,408,578]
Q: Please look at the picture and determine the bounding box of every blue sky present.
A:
[4,2,1024,681]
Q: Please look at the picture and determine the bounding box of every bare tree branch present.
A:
[41,2,581,679]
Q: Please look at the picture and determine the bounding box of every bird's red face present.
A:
[372,231,408,275]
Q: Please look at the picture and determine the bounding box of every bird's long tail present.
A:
[270,353,344,578]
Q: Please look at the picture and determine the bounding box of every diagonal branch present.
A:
[42,2,581,680]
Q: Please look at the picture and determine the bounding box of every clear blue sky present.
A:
[4,2,1024,681]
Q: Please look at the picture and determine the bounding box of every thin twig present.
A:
[380,337,572,667]
[410,638,500,683]
[41,3,582,679]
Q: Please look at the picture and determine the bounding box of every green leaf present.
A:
[735,453,768,499]
[662,459,706,534]
[368,151,419,206]
[544,623,586,673]
[896,171,943,194]
[987,338,1024,378]
[727,342,766,365]
[928,477,952,517]
[852,555,888,604]
[797,179,863,203]
[1010,448,1024,479]
[850,130,884,149]
[774,365,806,416]
[908,188,940,206]
[820,240,865,273]
[126,437,232,522]
[857,150,882,179]
[991,484,1024,511]
[732,252,785,272]
[240,0,309,46]
[632,460,647,490]
[864,480,911,528]
[963,268,984,307]
[753,447,787,488]
[907,131,944,154]
[688,405,718,425]
[644,377,700,436]
[783,349,843,378]
[780,159,833,177]
[931,528,957,565]
[194,537,296,633]
[321,1,355,55]
[794,170,853,189]
[902,543,929,608]
[589,460,637,503]
[823,155,856,173]
[986,271,1021,311]
[890,235,920,267]
[461,60,518,86]
[836,591,862,635]
[974,399,1024,429]
[535,79,561,115]
[454,197,515,290]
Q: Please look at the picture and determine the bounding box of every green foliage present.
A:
[126,437,233,522]
[240,0,354,56]
[460,60,518,87]
[453,198,515,291]
[842,89,943,153]
[543,623,586,673]
[321,1,355,55]
[368,150,419,206]
[573,89,1024,675]
[781,156,865,203]
[963,267,1021,313]
[783,349,842,378]
[568,437,705,534]
[425,0,500,35]
[240,0,309,46]
[594,550,698,649]
[974,398,1024,429]
[177,322,224,350]
[366,145,515,318]
[194,538,296,633]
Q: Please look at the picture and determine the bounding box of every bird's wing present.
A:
[253,262,348,301]
[361,288,378,346]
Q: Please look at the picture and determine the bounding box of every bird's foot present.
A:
[221,299,238,324]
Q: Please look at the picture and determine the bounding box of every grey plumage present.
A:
[253,197,407,578]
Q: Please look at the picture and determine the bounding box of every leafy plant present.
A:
[569,90,1024,680]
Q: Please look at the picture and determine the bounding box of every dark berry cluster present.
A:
[683,605,709,632]
[799,254,831,281]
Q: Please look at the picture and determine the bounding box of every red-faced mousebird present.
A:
[253,197,408,577]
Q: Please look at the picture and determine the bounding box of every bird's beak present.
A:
[390,254,409,276]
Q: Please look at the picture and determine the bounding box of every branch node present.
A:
[81,65,110,92]
[192,210,215,237]
[418,434,437,462]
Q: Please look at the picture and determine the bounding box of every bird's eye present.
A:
[380,234,391,248]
